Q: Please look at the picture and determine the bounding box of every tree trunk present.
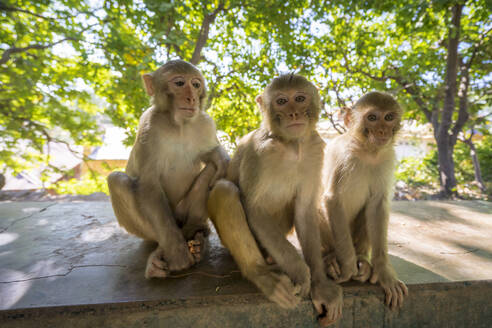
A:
[436,137,457,196]
[464,139,487,192]
[437,3,463,197]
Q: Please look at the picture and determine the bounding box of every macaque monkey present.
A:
[107,60,229,279]
[208,74,343,326]
[320,91,408,310]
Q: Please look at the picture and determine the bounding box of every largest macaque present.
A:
[208,74,343,326]
[320,91,408,310]
[108,60,229,279]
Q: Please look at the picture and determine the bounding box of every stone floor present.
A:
[0,200,491,327]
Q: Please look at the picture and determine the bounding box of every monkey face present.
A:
[164,73,204,121]
[362,109,399,146]
[269,89,312,138]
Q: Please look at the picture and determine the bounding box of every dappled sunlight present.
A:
[0,269,32,309]
[79,222,120,243]
[36,218,49,226]
[0,232,18,246]
[21,207,44,214]
[388,201,492,281]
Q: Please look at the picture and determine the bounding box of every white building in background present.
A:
[2,122,131,191]
[2,119,435,191]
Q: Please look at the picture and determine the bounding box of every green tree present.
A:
[300,1,492,197]
[0,1,106,176]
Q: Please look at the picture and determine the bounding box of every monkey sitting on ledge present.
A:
[208,74,343,326]
[320,91,408,310]
[107,60,229,279]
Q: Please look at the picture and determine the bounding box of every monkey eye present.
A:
[276,97,288,105]
[191,78,201,89]
[174,80,185,87]
[384,113,394,121]
[295,95,306,102]
[367,114,377,121]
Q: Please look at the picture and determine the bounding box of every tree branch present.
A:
[0,38,75,65]
[451,26,491,145]
[190,3,225,65]
[0,3,52,20]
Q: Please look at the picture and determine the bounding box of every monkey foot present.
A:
[370,266,409,310]
[187,231,208,263]
[353,257,372,282]
[256,271,301,309]
[144,248,170,279]
[312,281,343,327]
[324,253,341,281]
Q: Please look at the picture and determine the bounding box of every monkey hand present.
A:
[204,146,230,186]
[311,279,343,327]
[334,255,358,283]
[290,262,311,298]
[165,241,196,272]
[353,255,372,282]
[370,263,408,310]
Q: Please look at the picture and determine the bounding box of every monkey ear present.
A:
[255,95,263,106]
[142,73,155,96]
[342,107,352,128]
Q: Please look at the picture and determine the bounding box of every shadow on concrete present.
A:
[388,254,449,284]
[392,201,475,226]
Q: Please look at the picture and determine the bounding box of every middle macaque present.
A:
[208,74,343,326]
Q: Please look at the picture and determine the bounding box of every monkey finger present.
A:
[152,257,168,270]
[390,286,399,310]
[384,287,391,306]
[275,288,300,309]
[326,265,339,281]
[396,286,404,309]
[400,281,409,296]
[332,259,341,276]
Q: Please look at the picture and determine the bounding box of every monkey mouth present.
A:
[373,136,390,145]
[287,122,306,129]
[179,108,196,116]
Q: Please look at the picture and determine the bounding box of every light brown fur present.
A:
[208,74,343,326]
[107,60,229,278]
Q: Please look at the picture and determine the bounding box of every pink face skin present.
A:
[271,89,311,139]
[363,109,398,146]
[166,74,204,121]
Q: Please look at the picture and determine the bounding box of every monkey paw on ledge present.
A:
[0,200,491,328]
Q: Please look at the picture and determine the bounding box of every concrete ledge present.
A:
[2,281,491,327]
[1,201,491,327]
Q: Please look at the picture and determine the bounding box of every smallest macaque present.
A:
[320,91,408,310]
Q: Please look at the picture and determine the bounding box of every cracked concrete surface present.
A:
[0,200,491,327]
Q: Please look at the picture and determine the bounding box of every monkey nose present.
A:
[290,112,299,120]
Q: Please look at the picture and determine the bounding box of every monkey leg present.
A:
[108,171,195,279]
[107,171,156,240]
[247,208,311,298]
[177,164,216,263]
[208,180,301,309]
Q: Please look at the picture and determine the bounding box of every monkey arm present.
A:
[365,194,390,267]
[294,201,326,284]
[296,191,344,325]
[365,193,408,309]
[324,195,358,282]
[200,143,230,186]
[246,204,311,297]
